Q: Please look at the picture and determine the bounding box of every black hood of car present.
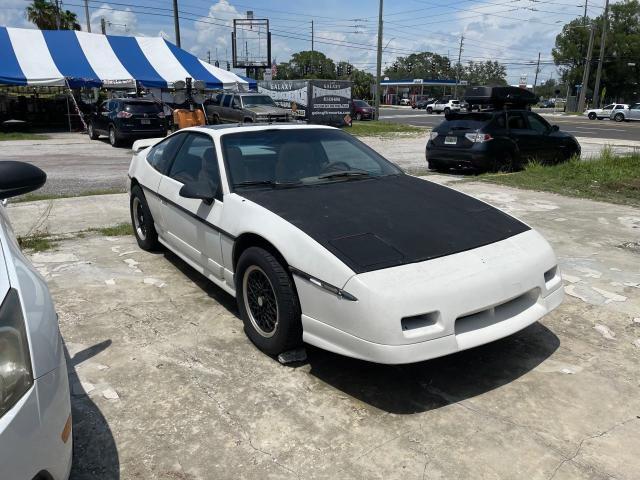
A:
[239,174,529,274]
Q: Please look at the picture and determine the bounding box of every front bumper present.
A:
[296,229,563,364]
[0,355,72,479]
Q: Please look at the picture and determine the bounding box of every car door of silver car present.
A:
[629,104,640,120]
[156,132,225,280]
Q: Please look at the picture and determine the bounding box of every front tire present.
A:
[588,112,596,120]
[130,185,159,251]
[427,107,433,114]
[355,112,362,121]
[236,247,302,356]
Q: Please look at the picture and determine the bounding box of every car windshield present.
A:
[354,100,370,107]
[222,128,401,188]
[241,95,277,107]
[124,102,161,113]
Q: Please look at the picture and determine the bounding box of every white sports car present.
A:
[127,124,563,364]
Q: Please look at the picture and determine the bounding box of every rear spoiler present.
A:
[132,137,164,153]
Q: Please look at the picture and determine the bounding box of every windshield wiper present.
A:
[234,180,300,188]
[316,170,372,180]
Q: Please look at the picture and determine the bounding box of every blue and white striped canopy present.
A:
[0,26,256,90]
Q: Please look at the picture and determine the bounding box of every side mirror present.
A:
[179,181,217,205]
[550,125,559,132]
[0,161,46,200]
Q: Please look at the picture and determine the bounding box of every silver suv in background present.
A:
[426,99,461,114]
[611,103,640,122]
[206,92,290,124]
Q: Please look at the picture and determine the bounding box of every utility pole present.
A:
[207,50,211,64]
[100,17,106,34]
[311,20,314,53]
[54,0,61,29]
[533,52,541,94]
[83,0,91,32]
[453,35,464,99]
[577,23,596,112]
[172,0,181,47]
[374,0,384,120]
[592,0,609,108]
[583,0,588,23]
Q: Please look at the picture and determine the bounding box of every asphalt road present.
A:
[379,107,640,142]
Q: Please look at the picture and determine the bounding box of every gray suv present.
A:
[206,93,290,124]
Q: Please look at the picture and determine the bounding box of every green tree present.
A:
[335,61,374,100]
[552,0,640,102]
[26,0,81,30]
[275,51,337,80]
[383,52,453,80]
[463,61,507,86]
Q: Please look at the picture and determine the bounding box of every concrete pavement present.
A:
[2,131,637,198]
[7,173,640,480]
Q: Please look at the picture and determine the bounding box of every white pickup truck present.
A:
[426,99,461,114]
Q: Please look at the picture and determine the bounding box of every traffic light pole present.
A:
[374,0,384,120]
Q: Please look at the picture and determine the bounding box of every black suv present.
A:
[426,86,580,171]
[88,98,167,147]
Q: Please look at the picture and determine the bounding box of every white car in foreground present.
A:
[584,103,627,120]
[0,161,72,479]
[128,124,563,364]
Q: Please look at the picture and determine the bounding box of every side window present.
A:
[232,96,241,108]
[222,95,232,108]
[631,104,640,110]
[526,112,550,134]
[506,112,526,130]
[603,104,614,110]
[492,113,506,129]
[147,133,186,174]
[168,134,220,193]
[614,105,624,110]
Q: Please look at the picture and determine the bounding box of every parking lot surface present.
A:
[2,132,638,197]
[12,178,640,480]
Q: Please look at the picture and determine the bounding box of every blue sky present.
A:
[4,0,607,83]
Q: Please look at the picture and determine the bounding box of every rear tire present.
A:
[88,122,99,140]
[614,113,625,122]
[109,125,123,147]
[130,185,159,251]
[236,247,302,356]
[588,112,597,120]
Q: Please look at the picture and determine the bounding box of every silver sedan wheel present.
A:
[132,196,146,241]
[243,265,279,338]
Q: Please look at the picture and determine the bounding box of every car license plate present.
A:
[140,119,151,125]
[444,136,457,145]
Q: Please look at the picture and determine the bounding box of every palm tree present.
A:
[26,0,81,30]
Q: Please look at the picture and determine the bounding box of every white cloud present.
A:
[90,4,138,35]
[3,0,35,29]
[193,0,240,61]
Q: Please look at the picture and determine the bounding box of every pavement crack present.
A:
[547,416,638,480]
